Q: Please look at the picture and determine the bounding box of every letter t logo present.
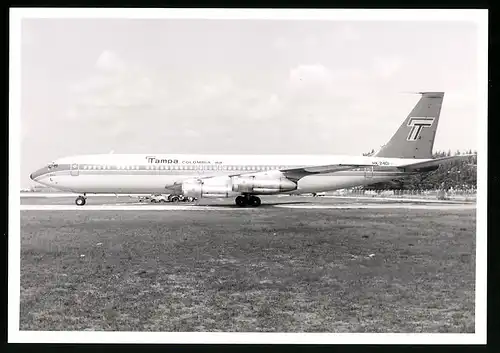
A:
[407,117,435,141]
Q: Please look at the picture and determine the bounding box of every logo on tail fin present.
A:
[406,117,435,141]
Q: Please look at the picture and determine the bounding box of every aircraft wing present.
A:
[399,155,476,171]
[280,163,378,182]
[164,163,376,190]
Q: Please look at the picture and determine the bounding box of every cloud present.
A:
[286,64,369,105]
[183,129,201,138]
[95,50,126,72]
[289,64,333,87]
[69,50,160,124]
[67,51,292,145]
[372,56,403,78]
[272,37,289,50]
[64,54,412,152]
[336,24,361,42]
[246,93,284,121]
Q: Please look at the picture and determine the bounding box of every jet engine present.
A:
[231,176,297,194]
[182,181,238,199]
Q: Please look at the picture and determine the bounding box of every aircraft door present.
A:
[364,166,373,179]
[70,163,79,176]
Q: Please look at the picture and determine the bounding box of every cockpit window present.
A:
[47,162,58,169]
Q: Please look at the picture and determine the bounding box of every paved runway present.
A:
[19,194,476,211]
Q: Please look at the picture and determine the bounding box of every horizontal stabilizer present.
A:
[400,155,475,171]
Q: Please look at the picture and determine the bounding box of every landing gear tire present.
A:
[235,196,247,207]
[75,196,86,206]
[235,195,261,207]
[248,196,261,207]
[170,196,180,203]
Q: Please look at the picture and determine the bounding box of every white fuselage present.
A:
[30,154,426,196]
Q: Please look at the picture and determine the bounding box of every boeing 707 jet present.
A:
[30,92,473,207]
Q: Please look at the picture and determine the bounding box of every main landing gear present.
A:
[235,195,261,207]
[75,194,87,206]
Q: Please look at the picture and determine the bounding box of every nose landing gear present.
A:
[235,195,261,207]
[75,194,86,206]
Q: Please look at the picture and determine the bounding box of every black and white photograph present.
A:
[9,8,487,344]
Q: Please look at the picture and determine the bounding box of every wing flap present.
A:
[399,155,475,171]
[281,163,377,181]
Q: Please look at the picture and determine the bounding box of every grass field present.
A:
[20,207,476,332]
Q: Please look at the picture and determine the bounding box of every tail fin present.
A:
[374,92,444,159]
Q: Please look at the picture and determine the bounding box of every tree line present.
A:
[362,149,477,191]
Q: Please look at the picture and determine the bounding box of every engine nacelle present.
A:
[231,176,297,193]
[182,181,238,199]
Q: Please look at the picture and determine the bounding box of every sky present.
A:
[19,17,481,187]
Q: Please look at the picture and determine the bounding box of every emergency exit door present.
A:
[70,163,79,176]
[364,166,373,179]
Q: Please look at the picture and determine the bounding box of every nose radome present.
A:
[30,173,33,180]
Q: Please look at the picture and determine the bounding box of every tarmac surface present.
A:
[18,193,477,333]
[20,193,476,211]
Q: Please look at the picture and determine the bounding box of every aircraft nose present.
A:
[30,168,47,181]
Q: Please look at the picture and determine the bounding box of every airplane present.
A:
[30,92,474,207]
